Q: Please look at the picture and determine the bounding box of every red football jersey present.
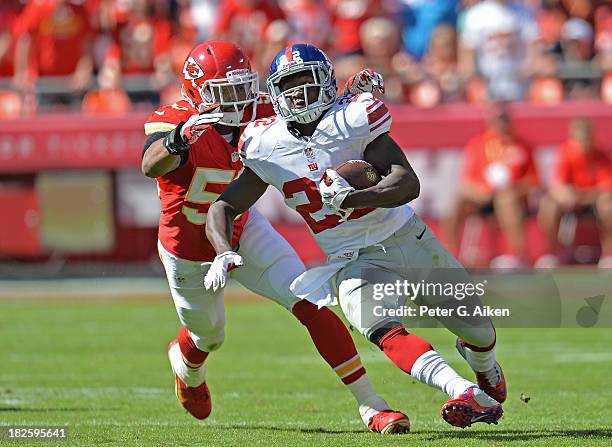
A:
[144,97,275,261]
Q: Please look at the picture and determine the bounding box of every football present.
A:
[333,159,382,189]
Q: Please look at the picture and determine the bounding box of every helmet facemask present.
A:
[267,62,337,124]
[191,69,259,126]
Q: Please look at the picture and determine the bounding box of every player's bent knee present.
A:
[460,326,496,352]
[191,329,225,352]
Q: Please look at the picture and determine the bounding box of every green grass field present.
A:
[1,292,611,446]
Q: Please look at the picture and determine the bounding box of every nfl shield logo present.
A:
[304,147,315,161]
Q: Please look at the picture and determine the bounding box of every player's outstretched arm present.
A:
[342,133,420,209]
[206,167,269,254]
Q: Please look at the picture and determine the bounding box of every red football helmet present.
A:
[181,41,259,126]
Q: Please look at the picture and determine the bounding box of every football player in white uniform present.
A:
[144,41,411,433]
[206,44,507,429]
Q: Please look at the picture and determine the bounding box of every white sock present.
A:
[168,342,206,387]
[347,374,390,424]
[464,345,496,372]
[411,350,475,399]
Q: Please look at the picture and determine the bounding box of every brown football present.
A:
[333,160,382,190]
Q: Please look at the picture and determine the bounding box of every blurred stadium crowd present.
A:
[0,0,610,271]
[1,0,612,115]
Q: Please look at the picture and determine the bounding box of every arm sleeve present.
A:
[141,131,189,172]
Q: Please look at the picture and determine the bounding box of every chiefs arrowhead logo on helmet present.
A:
[183,57,204,80]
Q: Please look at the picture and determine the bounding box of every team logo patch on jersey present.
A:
[231,151,240,162]
[308,162,319,172]
[183,57,204,80]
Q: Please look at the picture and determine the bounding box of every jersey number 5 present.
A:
[282,177,374,234]
[183,168,239,225]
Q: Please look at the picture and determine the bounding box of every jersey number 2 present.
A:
[282,177,374,234]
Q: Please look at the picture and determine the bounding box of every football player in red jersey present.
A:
[141,41,410,433]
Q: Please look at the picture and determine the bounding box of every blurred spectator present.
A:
[279,0,332,49]
[0,0,24,79]
[253,19,291,80]
[398,0,458,60]
[442,106,538,267]
[170,1,199,74]
[459,0,538,101]
[326,0,381,56]
[359,17,406,102]
[595,1,612,71]
[189,0,221,42]
[82,63,132,115]
[214,0,285,60]
[561,0,593,22]
[536,118,612,268]
[536,0,569,46]
[555,18,600,98]
[103,0,174,92]
[394,23,462,104]
[0,0,610,112]
[12,0,94,105]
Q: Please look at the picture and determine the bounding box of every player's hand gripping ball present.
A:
[320,160,381,220]
[333,160,382,189]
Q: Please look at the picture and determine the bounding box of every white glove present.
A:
[203,251,244,292]
[342,69,385,96]
[320,169,355,220]
[181,105,224,144]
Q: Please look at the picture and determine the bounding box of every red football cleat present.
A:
[367,410,410,434]
[168,340,211,420]
[441,387,503,428]
[456,338,507,403]
[174,375,212,420]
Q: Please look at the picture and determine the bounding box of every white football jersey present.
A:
[239,93,413,256]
